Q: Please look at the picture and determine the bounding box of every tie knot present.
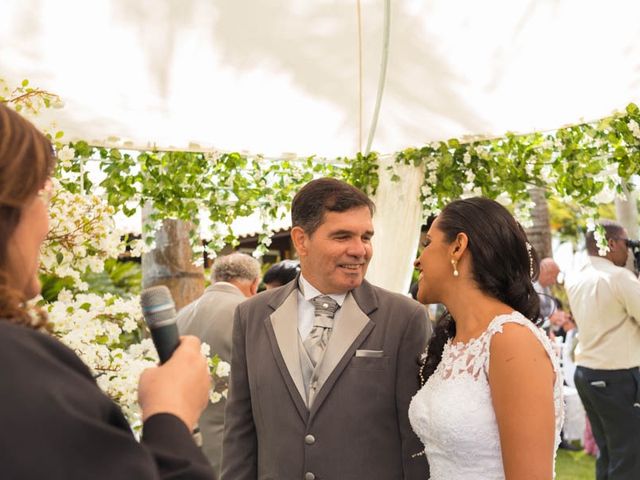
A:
[310,295,339,319]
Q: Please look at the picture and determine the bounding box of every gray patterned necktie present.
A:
[303,295,339,367]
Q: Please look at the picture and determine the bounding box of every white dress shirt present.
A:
[565,255,640,369]
[297,275,347,340]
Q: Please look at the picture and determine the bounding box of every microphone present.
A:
[140,285,180,364]
[140,285,203,446]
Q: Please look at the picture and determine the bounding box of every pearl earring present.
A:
[451,259,459,277]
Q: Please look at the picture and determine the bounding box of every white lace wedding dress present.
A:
[408,312,564,480]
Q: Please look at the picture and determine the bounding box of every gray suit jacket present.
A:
[177,282,246,476]
[221,279,431,480]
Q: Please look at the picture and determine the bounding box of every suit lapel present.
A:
[266,285,308,417]
[309,283,378,416]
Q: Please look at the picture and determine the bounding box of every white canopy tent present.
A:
[3,0,640,292]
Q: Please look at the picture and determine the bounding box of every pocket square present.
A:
[355,349,384,358]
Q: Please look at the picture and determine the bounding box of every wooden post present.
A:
[141,207,205,310]
[525,187,553,260]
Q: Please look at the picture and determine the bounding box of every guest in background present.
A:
[544,296,582,451]
[584,418,599,457]
[534,257,561,326]
[565,219,640,480]
[177,252,261,476]
[547,297,572,342]
[0,103,214,479]
[262,259,300,290]
[559,311,579,387]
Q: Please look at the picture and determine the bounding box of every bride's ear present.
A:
[451,232,469,260]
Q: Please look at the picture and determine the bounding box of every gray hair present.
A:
[212,253,261,283]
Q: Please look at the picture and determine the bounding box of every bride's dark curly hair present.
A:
[0,104,56,329]
[420,197,541,384]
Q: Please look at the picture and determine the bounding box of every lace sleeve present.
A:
[484,313,563,381]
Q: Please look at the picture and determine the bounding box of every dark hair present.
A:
[291,177,375,235]
[409,282,419,300]
[585,219,624,255]
[0,104,55,328]
[421,197,540,382]
[552,296,563,311]
[263,260,300,287]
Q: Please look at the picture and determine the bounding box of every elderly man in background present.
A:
[534,257,561,325]
[565,220,640,480]
[177,252,261,476]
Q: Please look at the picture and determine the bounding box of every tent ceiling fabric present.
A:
[2,0,640,158]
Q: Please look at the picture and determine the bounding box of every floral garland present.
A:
[3,79,230,430]
[392,104,640,249]
[4,76,638,426]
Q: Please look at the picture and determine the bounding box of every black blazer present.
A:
[0,320,214,479]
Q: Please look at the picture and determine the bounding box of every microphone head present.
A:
[140,285,177,327]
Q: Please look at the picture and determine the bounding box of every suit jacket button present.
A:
[304,472,315,480]
[304,434,316,445]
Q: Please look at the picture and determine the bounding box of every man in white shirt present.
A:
[565,220,640,480]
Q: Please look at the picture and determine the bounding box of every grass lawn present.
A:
[555,448,596,479]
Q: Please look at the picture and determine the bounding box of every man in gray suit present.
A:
[177,252,261,476]
[222,178,431,480]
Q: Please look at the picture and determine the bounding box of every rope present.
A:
[364,0,391,156]
[356,0,363,152]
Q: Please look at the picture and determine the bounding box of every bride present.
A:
[409,197,563,480]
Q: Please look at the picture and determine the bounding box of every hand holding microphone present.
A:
[138,286,210,436]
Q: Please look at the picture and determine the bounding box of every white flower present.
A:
[46,289,151,426]
[465,170,476,183]
[57,145,76,162]
[461,183,475,196]
[628,120,640,139]
[594,227,609,256]
[514,202,535,228]
[495,192,512,206]
[252,244,268,258]
[525,163,535,176]
[42,189,126,283]
[426,158,439,171]
[216,361,231,378]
